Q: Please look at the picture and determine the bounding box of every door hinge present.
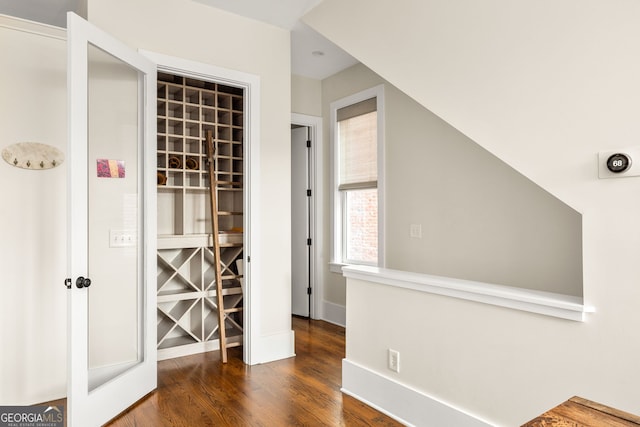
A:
[307,238,312,246]
[307,287,312,295]
[306,189,312,197]
[306,140,311,148]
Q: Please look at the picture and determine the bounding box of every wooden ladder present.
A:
[205,130,232,363]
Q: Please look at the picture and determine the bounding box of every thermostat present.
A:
[606,153,631,173]
[599,147,640,179]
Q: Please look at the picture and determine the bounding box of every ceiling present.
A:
[0,0,357,80]
[0,0,77,28]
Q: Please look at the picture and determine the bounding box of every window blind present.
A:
[338,108,377,190]
[337,97,377,122]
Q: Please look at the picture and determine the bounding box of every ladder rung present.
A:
[219,243,242,248]
[217,211,243,216]
[225,341,242,349]
[216,181,242,187]
[224,307,243,314]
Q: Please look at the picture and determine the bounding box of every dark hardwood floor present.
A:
[98,317,401,426]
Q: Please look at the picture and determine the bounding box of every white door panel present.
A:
[67,12,156,426]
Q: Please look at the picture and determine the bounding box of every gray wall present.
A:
[319,64,582,300]
[384,85,583,295]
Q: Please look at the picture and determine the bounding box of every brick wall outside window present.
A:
[346,189,378,263]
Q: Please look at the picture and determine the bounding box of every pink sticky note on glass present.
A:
[97,159,125,178]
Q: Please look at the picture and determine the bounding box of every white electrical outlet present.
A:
[409,224,422,238]
[388,349,400,373]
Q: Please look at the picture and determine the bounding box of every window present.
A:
[331,86,384,269]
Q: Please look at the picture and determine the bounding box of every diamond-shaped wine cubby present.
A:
[157,244,243,358]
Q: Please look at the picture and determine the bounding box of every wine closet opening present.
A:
[156,72,244,360]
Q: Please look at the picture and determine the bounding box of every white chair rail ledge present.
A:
[341,265,594,321]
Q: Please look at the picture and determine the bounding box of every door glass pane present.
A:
[345,188,378,264]
[87,43,142,391]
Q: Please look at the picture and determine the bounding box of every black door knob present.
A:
[76,276,92,288]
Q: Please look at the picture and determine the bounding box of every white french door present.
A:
[67,12,157,426]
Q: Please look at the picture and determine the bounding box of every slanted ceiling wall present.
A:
[304,0,640,425]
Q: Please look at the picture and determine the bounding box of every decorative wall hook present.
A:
[2,142,64,170]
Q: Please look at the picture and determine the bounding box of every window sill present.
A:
[341,265,594,322]
[329,262,348,274]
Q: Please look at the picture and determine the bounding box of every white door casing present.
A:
[291,125,310,317]
[140,50,261,365]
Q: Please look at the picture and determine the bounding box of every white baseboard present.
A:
[252,330,296,364]
[341,359,492,427]
[322,301,346,327]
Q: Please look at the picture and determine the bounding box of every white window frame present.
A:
[330,85,385,273]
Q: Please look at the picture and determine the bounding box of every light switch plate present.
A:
[110,229,136,247]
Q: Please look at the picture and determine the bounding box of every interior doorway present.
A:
[143,50,261,365]
[290,114,322,319]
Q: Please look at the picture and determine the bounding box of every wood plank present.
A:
[523,396,640,427]
[570,397,640,425]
